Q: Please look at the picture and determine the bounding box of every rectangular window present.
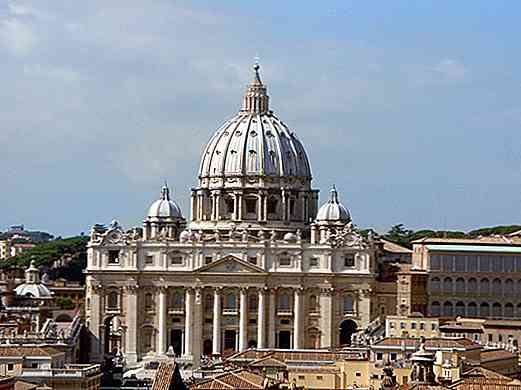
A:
[411,323,417,329]
[7,364,13,371]
[170,255,183,265]
[205,256,213,265]
[248,256,257,264]
[298,376,305,380]
[344,254,355,267]
[145,255,154,265]
[108,250,120,264]
[316,376,323,380]
[310,256,319,267]
[430,255,441,271]
[376,353,383,361]
[420,323,425,330]
[499,335,503,342]
[245,198,257,214]
[455,255,466,272]
[488,334,493,342]
[390,352,397,361]
[355,372,361,377]
[400,322,406,329]
[279,256,291,266]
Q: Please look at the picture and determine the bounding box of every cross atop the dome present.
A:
[252,57,262,85]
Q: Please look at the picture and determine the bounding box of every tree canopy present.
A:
[383,224,521,248]
[1,236,88,282]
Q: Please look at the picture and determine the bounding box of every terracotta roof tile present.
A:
[151,361,186,390]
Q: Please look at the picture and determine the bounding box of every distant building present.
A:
[410,236,521,319]
[385,315,440,339]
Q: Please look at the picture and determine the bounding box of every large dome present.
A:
[198,64,312,181]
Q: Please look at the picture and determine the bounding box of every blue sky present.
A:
[1,0,520,236]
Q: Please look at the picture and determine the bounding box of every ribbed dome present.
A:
[316,186,351,223]
[147,185,183,219]
[198,63,312,180]
[14,261,52,298]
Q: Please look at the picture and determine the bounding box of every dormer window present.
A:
[108,250,120,264]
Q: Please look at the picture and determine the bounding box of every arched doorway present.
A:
[339,319,357,346]
[170,329,183,357]
[224,330,236,352]
[203,339,212,356]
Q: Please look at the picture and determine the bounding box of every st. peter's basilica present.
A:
[85,64,391,367]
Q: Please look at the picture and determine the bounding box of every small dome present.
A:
[14,284,52,298]
[283,232,297,242]
[147,185,183,219]
[14,261,52,298]
[315,186,351,223]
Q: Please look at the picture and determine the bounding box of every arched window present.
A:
[492,279,502,295]
[431,302,441,316]
[455,278,465,294]
[443,277,453,293]
[443,302,454,317]
[204,293,213,312]
[430,277,440,292]
[505,279,514,295]
[343,296,354,313]
[278,294,290,311]
[468,278,477,292]
[309,295,318,312]
[492,302,502,318]
[267,197,278,215]
[145,293,154,311]
[480,302,490,317]
[467,302,477,317]
[248,294,257,312]
[505,303,514,317]
[169,291,184,309]
[480,278,490,295]
[142,326,154,353]
[224,293,237,309]
[455,302,465,317]
[107,290,119,310]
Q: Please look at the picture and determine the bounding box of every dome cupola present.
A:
[14,261,52,299]
[144,184,186,240]
[147,184,183,219]
[315,186,351,223]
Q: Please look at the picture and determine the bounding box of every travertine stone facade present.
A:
[85,63,382,367]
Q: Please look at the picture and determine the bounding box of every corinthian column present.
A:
[184,288,194,357]
[293,288,303,349]
[268,288,276,348]
[239,288,248,351]
[319,287,334,348]
[257,288,266,349]
[125,282,139,364]
[212,288,222,354]
[157,286,167,355]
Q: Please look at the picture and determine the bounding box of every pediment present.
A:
[195,255,265,274]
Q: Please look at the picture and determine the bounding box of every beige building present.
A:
[85,64,387,368]
[385,315,440,338]
[411,236,521,318]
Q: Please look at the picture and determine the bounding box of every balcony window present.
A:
[278,294,290,311]
[170,254,183,265]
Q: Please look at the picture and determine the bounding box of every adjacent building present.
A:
[411,236,521,318]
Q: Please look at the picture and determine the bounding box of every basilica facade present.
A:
[85,64,383,366]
